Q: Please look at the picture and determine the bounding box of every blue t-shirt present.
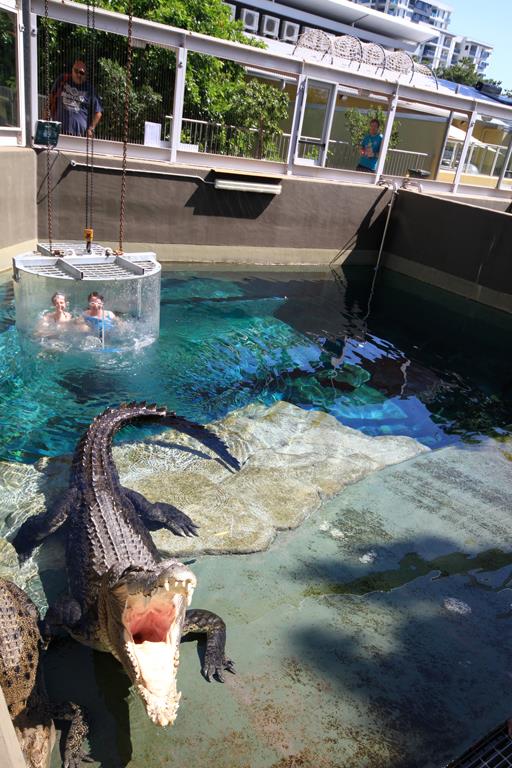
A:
[359,132,383,171]
[50,74,102,136]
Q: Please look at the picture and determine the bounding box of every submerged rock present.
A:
[0,402,428,564]
[120,401,428,556]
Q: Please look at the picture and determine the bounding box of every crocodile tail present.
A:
[162,414,241,471]
[77,403,240,471]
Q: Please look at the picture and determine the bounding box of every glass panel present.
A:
[325,91,390,174]
[441,113,511,188]
[178,56,294,161]
[388,100,450,179]
[0,9,18,127]
[297,79,331,164]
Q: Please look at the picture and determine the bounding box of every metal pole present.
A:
[374,87,399,184]
[170,46,187,163]
[29,12,39,141]
[19,1,32,146]
[451,108,477,193]
[286,71,307,172]
[319,83,337,167]
[496,135,512,189]
[489,145,500,177]
[433,109,453,180]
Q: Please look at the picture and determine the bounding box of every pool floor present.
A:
[41,435,512,768]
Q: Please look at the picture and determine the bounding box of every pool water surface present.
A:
[0,264,510,463]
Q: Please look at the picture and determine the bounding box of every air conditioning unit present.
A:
[260,15,280,39]
[224,3,236,20]
[240,8,260,33]
[281,20,300,44]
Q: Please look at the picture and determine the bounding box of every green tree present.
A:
[97,57,162,142]
[435,57,479,86]
[226,79,289,159]
[42,0,290,157]
[0,10,16,90]
[344,106,400,150]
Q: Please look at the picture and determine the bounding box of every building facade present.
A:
[223,0,434,52]
[230,0,493,75]
[351,0,492,73]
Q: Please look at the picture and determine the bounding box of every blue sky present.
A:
[444,0,512,86]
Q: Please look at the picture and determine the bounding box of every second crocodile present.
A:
[12,403,239,727]
[0,577,87,768]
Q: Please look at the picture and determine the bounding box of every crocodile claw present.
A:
[161,507,199,537]
[202,656,236,683]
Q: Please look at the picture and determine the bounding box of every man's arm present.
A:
[87,111,102,137]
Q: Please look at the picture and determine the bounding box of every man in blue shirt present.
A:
[50,59,102,138]
[356,118,383,173]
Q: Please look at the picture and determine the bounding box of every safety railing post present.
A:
[374,88,399,184]
[170,45,187,163]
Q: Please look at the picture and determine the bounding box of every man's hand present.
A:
[86,127,95,138]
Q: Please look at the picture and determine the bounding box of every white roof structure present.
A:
[274,0,435,43]
[237,0,436,50]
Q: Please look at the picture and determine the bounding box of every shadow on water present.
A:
[280,533,512,767]
[303,548,512,597]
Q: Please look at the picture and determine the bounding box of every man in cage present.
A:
[50,58,102,138]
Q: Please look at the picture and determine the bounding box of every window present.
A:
[0,9,18,127]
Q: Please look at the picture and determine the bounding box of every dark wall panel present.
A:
[386,191,512,296]
[36,153,390,253]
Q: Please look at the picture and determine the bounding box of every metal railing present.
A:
[441,139,510,177]
[168,116,430,173]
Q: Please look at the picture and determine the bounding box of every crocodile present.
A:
[12,402,239,727]
[0,577,87,768]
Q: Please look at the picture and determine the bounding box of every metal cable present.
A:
[44,0,53,252]
[84,0,96,234]
[119,2,133,253]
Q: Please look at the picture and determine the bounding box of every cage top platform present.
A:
[13,242,160,281]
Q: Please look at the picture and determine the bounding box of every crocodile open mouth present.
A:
[118,564,196,726]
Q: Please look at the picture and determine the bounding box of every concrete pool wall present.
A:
[0,148,511,313]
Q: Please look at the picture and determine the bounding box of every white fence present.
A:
[166,116,430,174]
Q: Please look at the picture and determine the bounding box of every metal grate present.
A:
[448,725,512,768]
[38,241,106,257]
[13,242,160,282]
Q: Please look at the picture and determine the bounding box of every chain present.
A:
[44,0,53,252]
[119,2,133,253]
[84,0,96,235]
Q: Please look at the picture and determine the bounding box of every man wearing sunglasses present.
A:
[50,58,102,138]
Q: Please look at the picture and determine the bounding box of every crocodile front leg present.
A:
[183,609,235,682]
[50,701,88,768]
[122,487,199,537]
[12,488,80,561]
[40,594,83,643]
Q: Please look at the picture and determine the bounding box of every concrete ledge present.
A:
[0,240,37,273]
[100,242,378,266]
[384,251,512,314]
[0,148,37,252]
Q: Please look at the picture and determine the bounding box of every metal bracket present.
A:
[56,258,84,279]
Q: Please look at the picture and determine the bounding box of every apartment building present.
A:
[351,0,492,73]
[353,0,451,28]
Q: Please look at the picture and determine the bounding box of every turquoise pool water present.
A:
[0,265,511,463]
